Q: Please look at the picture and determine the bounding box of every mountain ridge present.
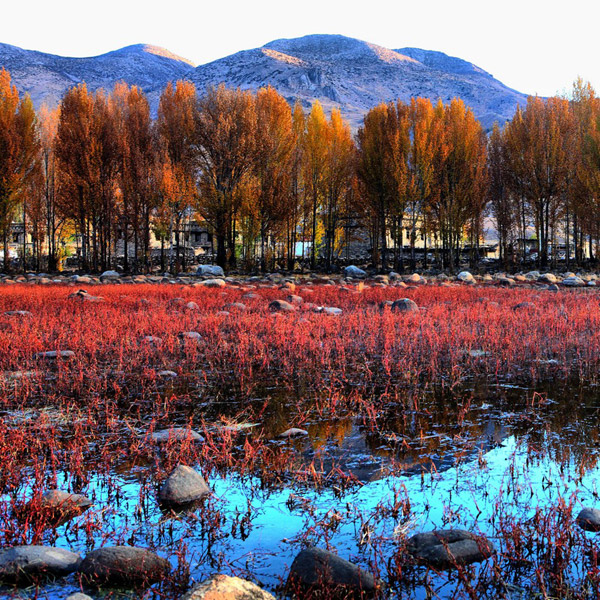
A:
[0,34,527,128]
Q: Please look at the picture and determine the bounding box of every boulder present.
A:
[513,302,534,311]
[563,276,585,287]
[199,278,226,288]
[0,545,81,583]
[35,489,92,525]
[278,428,309,439]
[344,265,366,279]
[407,529,495,569]
[149,428,205,443]
[182,574,275,600]
[286,547,376,596]
[457,271,475,283]
[197,265,225,277]
[66,594,94,600]
[4,310,32,317]
[268,300,295,313]
[179,331,203,342]
[158,465,210,506]
[391,298,419,313]
[100,270,120,278]
[78,546,170,587]
[406,273,424,284]
[34,350,75,360]
[576,507,600,531]
[525,271,541,280]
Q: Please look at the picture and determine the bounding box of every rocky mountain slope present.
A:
[0,35,527,128]
[0,42,195,109]
[191,35,527,128]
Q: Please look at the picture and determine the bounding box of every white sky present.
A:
[2,0,598,97]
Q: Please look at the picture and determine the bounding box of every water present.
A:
[3,381,600,598]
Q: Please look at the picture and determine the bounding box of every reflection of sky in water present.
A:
[5,424,600,599]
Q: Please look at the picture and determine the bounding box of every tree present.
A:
[504,97,576,268]
[157,80,198,272]
[429,99,487,269]
[357,102,408,270]
[195,85,256,269]
[488,122,517,267]
[322,108,355,271]
[253,86,295,272]
[0,68,39,269]
[303,101,329,270]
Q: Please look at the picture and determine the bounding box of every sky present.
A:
[2,0,598,97]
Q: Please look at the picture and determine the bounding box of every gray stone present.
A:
[344,265,367,279]
[149,428,205,443]
[66,594,94,600]
[457,271,474,283]
[407,529,495,569]
[576,507,600,531]
[182,574,276,600]
[198,278,226,288]
[34,350,75,360]
[100,270,120,278]
[278,428,309,439]
[197,265,225,277]
[78,546,170,587]
[391,298,419,313]
[0,545,81,583]
[286,547,376,596]
[269,299,295,313]
[158,465,210,506]
[34,489,92,525]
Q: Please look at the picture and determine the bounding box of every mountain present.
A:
[0,43,195,109]
[191,34,527,128]
[0,35,527,128]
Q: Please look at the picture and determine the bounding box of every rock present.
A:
[539,273,557,283]
[457,271,475,283]
[498,277,515,286]
[185,301,200,310]
[179,331,202,342]
[269,299,295,313]
[513,302,534,311]
[100,270,120,278]
[344,265,366,279]
[149,428,205,443]
[391,298,419,313]
[66,594,94,600]
[34,350,75,360]
[278,428,309,439]
[288,294,303,305]
[286,547,376,596]
[158,370,178,379]
[35,489,92,525]
[78,546,170,587]
[525,271,541,280]
[223,302,247,311]
[197,265,225,277]
[316,306,343,316]
[0,545,81,583]
[4,310,32,317]
[407,529,495,569]
[563,276,585,287]
[548,283,560,291]
[158,465,210,506]
[182,574,276,600]
[576,507,600,531]
[406,273,424,284]
[198,278,226,288]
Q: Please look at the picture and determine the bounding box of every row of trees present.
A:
[489,80,600,269]
[2,65,600,272]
